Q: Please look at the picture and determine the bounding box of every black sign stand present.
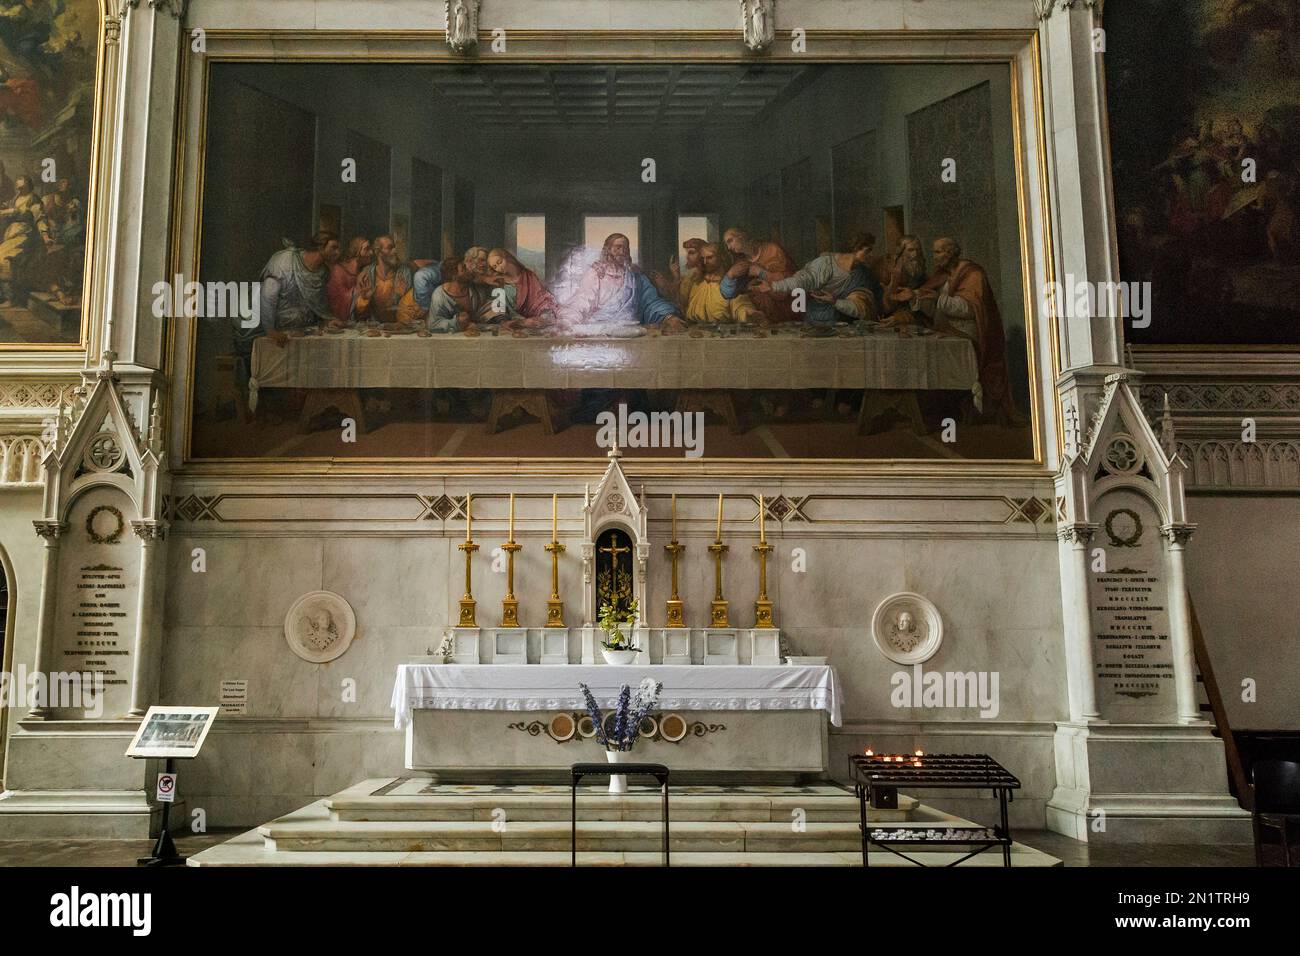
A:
[137,757,184,867]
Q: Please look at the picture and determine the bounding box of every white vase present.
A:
[605,749,629,794]
[601,647,639,665]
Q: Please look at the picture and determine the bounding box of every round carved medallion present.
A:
[84,433,124,473]
[1104,435,1142,475]
[284,591,357,663]
[870,592,944,665]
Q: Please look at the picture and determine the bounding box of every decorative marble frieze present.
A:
[1136,382,1300,490]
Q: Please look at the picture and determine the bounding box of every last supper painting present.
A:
[187,60,1037,462]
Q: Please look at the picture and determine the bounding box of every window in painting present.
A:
[506,214,546,275]
[582,216,640,265]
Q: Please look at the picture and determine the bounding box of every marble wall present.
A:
[156,475,1067,825]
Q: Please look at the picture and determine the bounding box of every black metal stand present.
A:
[570,761,670,867]
[849,753,1020,869]
[137,757,184,867]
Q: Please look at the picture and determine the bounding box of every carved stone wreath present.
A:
[1103,507,1143,548]
[604,492,627,515]
[85,504,125,544]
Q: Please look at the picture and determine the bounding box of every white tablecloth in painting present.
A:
[390,663,842,729]
[250,329,978,399]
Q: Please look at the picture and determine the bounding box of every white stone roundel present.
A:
[870,592,943,665]
[284,591,357,663]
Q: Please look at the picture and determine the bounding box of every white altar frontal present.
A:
[394,663,840,775]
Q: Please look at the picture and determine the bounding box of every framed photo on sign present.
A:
[125,706,220,759]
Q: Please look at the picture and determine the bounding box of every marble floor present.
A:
[0,829,1259,867]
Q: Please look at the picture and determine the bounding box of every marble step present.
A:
[194,827,1061,867]
[262,818,989,854]
[326,791,914,824]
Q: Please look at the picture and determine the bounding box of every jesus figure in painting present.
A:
[559,233,684,334]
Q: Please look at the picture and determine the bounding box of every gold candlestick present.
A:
[544,494,565,627]
[665,493,686,627]
[501,540,521,627]
[754,493,774,627]
[709,495,729,627]
[501,494,521,627]
[458,539,479,627]
[457,494,478,625]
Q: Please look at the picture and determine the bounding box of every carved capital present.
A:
[149,0,188,20]
[33,520,66,541]
[131,520,169,542]
[1160,523,1196,548]
[1057,522,1097,546]
[1035,0,1102,20]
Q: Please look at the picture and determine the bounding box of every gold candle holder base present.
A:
[709,600,730,628]
[457,598,477,627]
[545,600,565,628]
[501,598,520,628]
[754,599,775,628]
[666,599,685,628]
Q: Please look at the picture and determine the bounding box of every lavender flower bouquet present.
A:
[578,678,663,752]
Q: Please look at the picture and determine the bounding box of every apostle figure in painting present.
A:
[486,247,556,327]
[425,255,484,332]
[905,237,1020,423]
[395,259,445,327]
[351,234,412,325]
[559,232,684,331]
[685,242,761,324]
[0,174,52,305]
[327,236,373,323]
[882,234,928,322]
[724,226,797,323]
[753,232,881,325]
[652,237,705,308]
[254,231,339,342]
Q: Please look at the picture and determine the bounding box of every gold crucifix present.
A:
[599,540,631,560]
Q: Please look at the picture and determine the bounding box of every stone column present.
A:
[128,520,169,718]
[580,542,595,626]
[1162,523,1201,724]
[1058,522,1101,722]
[27,520,66,719]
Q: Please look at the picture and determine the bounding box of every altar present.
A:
[392,663,841,776]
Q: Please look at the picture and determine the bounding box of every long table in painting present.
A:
[391,662,842,777]
[248,327,979,433]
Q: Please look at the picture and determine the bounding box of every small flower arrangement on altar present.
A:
[429,632,454,663]
[597,600,640,664]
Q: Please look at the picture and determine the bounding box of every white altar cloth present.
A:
[391,664,842,730]
[251,329,978,395]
